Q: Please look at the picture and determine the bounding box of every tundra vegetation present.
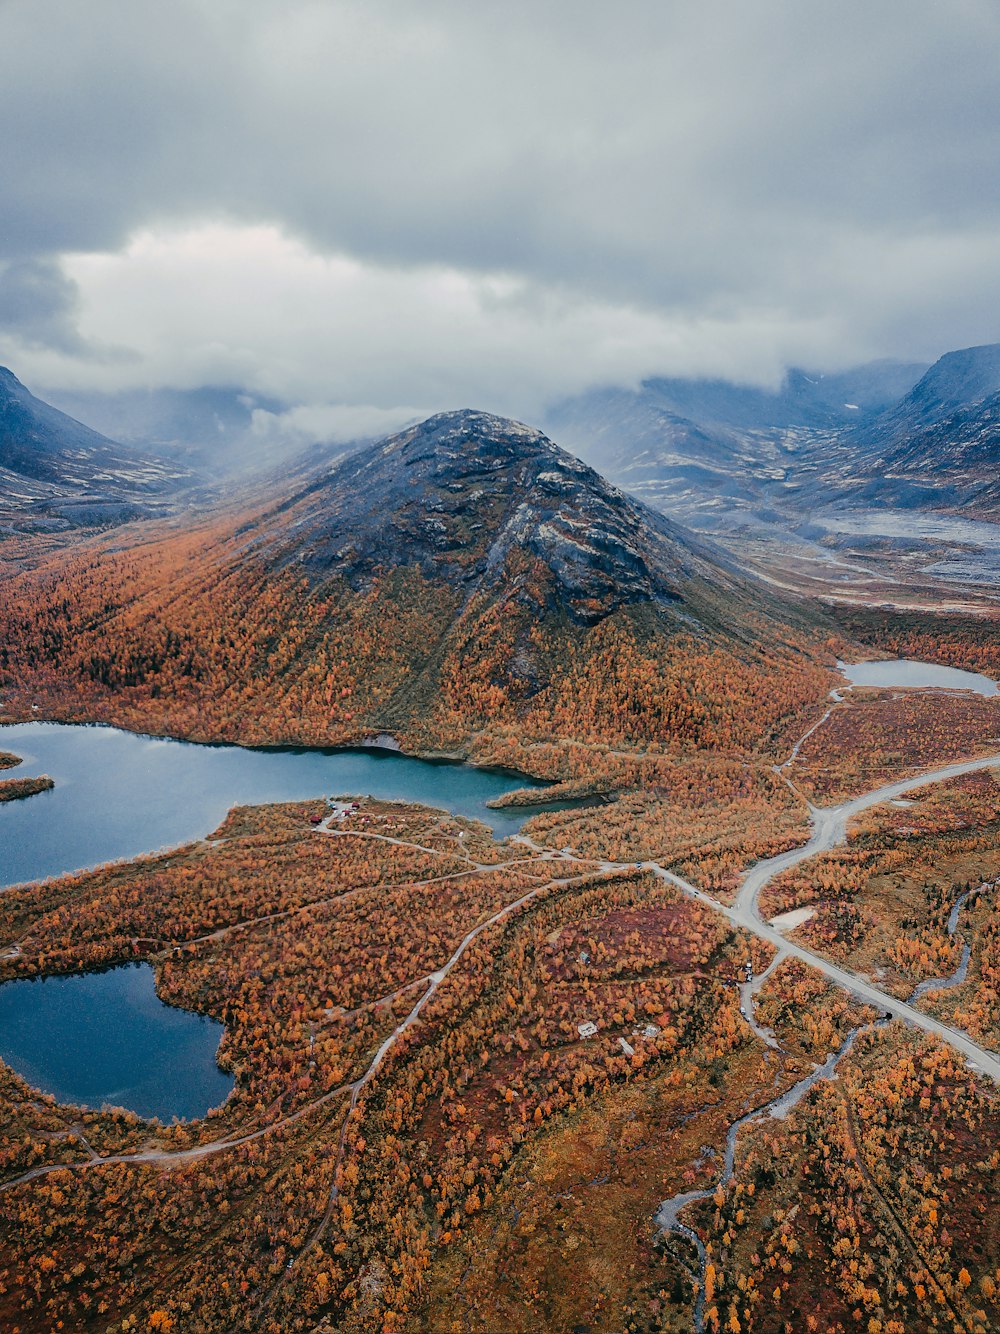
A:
[0,446,999,1331]
[0,776,996,1332]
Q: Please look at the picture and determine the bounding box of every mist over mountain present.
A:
[627,361,928,432]
[542,359,929,527]
[4,339,1000,546]
[44,383,291,474]
[0,367,191,527]
[5,9,1000,1331]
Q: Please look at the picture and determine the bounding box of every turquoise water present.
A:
[0,963,233,1121]
[0,721,544,889]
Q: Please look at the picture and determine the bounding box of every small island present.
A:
[0,749,23,770]
[0,774,54,803]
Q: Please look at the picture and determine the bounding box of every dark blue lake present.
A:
[0,721,544,889]
[0,963,233,1121]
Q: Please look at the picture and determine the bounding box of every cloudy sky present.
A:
[2,0,1000,443]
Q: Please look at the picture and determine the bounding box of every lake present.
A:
[0,963,233,1121]
[839,659,998,697]
[0,721,544,889]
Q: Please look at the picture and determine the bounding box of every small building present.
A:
[578,1020,598,1040]
[618,1037,635,1058]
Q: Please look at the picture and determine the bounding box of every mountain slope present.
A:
[821,344,1000,518]
[851,389,1000,516]
[852,343,1000,456]
[0,410,831,758]
[246,409,754,624]
[544,360,927,528]
[0,367,190,525]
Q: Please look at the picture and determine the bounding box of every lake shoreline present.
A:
[0,719,550,891]
[0,713,547,787]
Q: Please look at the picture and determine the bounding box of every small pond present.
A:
[0,963,233,1121]
[0,722,545,889]
[839,659,998,697]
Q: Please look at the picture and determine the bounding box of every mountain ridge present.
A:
[243,408,755,626]
[0,366,191,526]
[850,342,1000,459]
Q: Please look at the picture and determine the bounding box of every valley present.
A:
[547,346,1000,612]
[5,10,1000,1331]
[0,397,998,1334]
[0,671,998,1332]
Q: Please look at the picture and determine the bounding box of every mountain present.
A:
[631,361,928,432]
[850,387,1000,516]
[0,409,829,754]
[249,408,749,624]
[817,344,1000,518]
[855,343,1000,454]
[0,367,192,527]
[543,360,928,528]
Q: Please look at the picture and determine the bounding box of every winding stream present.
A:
[2,665,999,1316]
[656,874,995,1332]
[908,881,992,1005]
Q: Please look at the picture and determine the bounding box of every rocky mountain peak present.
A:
[249,408,738,625]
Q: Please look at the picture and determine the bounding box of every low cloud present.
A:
[2,0,999,426]
[6,222,878,421]
[249,402,425,449]
[0,259,86,354]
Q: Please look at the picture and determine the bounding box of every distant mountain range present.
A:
[544,345,1000,529]
[0,367,191,529]
[542,359,930,526]
[3,340,1000,543]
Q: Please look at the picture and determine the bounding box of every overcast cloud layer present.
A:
[2,0,1000,441]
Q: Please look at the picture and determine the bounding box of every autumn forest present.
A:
[0,414,999,1334]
